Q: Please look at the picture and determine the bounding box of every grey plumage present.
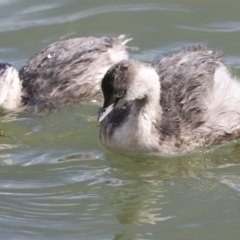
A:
[0,35,130,112]
[98,45,240,155]
[156,46,219,138]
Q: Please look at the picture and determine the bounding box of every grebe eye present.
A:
[116,91,125,98]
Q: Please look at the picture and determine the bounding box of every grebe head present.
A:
[98,60,160,122]
[0,63,22,111]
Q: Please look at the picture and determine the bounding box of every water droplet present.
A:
[47,52,56,59]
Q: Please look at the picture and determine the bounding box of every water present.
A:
[1,0,240,239]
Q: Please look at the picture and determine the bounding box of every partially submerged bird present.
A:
[0,35,130,112]
[98,45,240,155]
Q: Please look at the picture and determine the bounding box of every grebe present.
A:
[0,35,130,112]
[98,45,240,155]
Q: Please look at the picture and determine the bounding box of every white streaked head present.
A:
[98,60,160,122]
[0,63,22,112]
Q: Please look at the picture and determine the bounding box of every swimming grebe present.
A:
[0,36,130,112]
[98,45,240,155]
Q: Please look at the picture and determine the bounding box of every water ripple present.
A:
[20,3,62,14]
[178,21,240,33]
[0,3,190,32]
[0,0,18,7]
